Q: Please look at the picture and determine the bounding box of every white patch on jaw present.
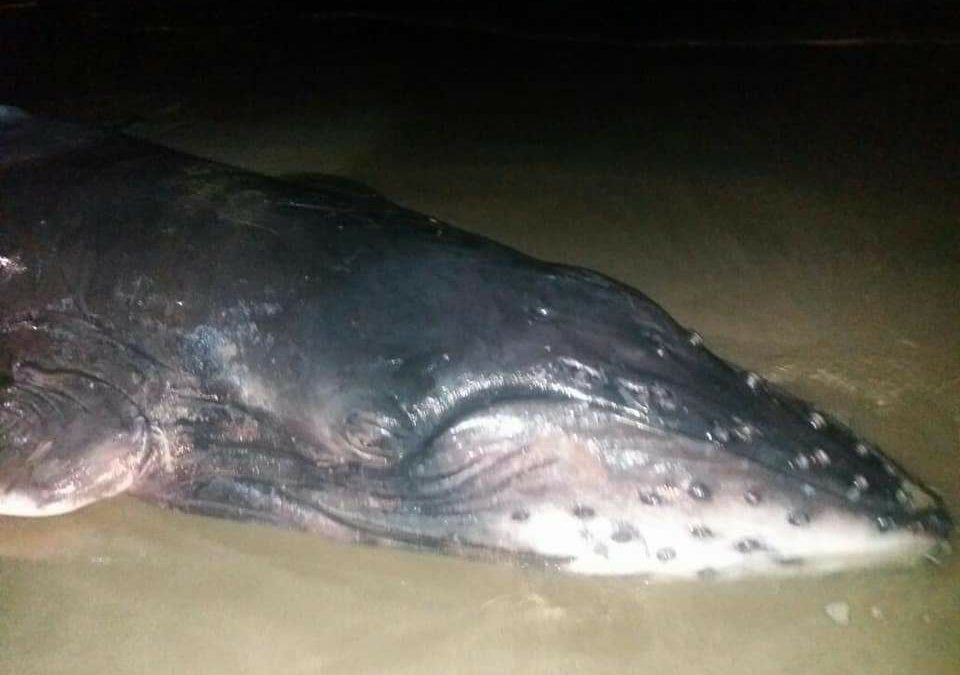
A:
[752,509,938,575]
[508,506,595,559]
[0,434,145,518]
[452,406,945,580]
[0,466,138,518]
[502,499,943,580]
[505,505,664,576]
[0,491,88,517]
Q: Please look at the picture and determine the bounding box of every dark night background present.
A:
[1,3,958,675]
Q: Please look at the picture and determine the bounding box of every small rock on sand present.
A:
[825,601,851,626]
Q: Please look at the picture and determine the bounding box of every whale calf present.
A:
[0,106,951,578]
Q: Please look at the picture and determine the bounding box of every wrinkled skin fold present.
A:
[0,106,952,579]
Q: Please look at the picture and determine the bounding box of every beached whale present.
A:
[0,106,951,578]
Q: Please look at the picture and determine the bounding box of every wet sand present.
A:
[1,18,958,675]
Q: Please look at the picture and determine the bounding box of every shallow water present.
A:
[1,18,958,675]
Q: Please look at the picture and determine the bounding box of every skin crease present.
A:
[0,106,952,579]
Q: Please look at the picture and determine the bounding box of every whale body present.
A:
[0,106,951,578]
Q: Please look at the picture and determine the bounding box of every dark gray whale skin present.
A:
[0,106,951,578]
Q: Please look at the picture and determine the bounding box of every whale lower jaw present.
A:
[495,503,949,580]
[560,536,948,579]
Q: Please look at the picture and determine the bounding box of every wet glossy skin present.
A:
[0,107,951,578]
